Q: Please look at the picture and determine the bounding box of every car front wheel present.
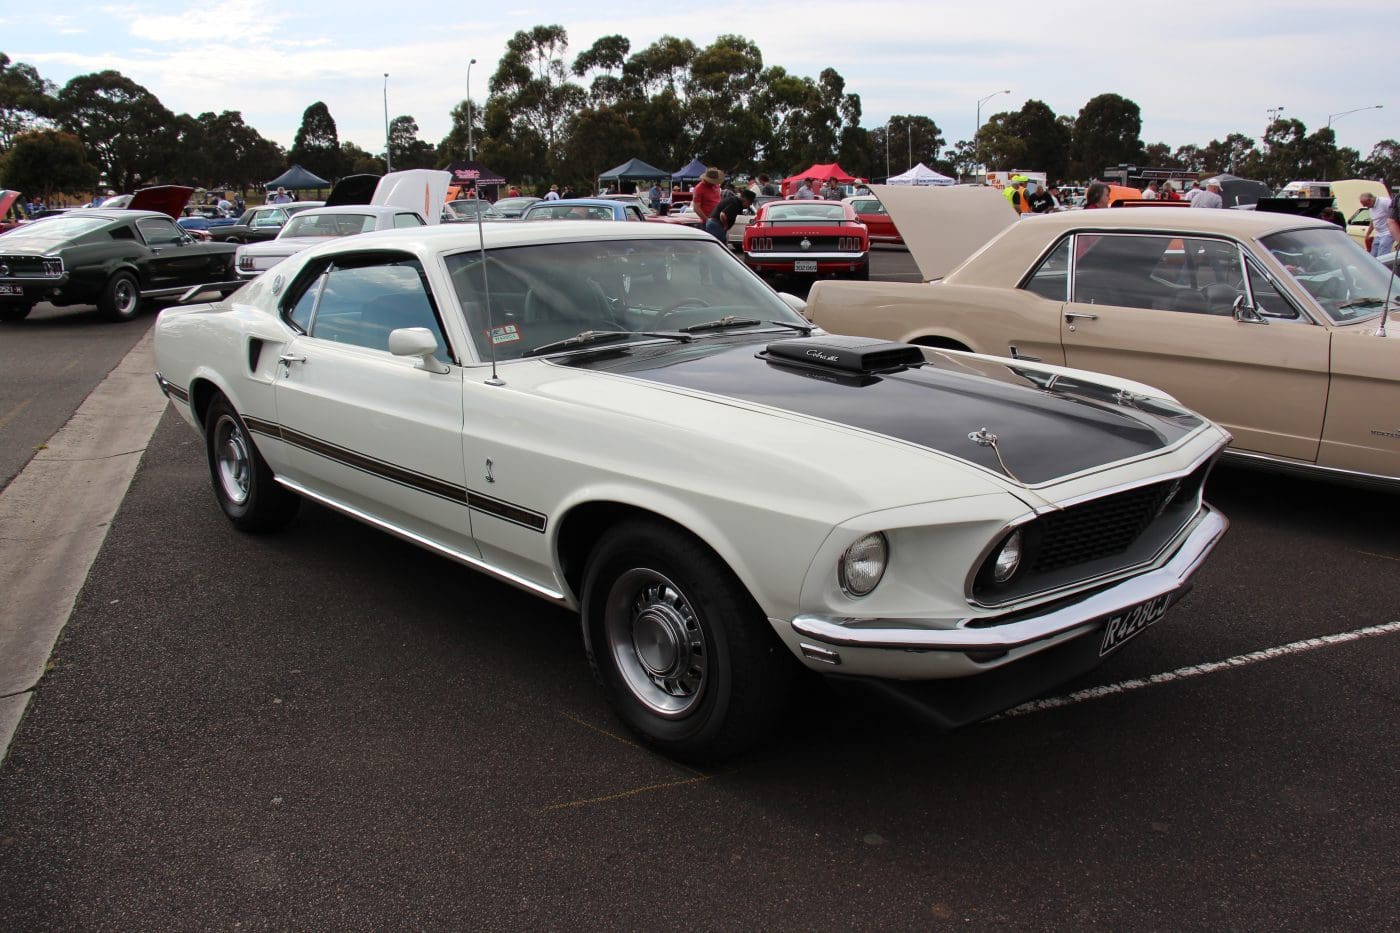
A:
[98,271,141,322]
[581,518,796,762]
[203,394,300,532]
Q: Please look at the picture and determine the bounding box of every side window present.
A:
[306,256,452,361]
[1023,238,1071,300]
[136,217,185,245]
[252,210,284,228]
[1072,234,1210,312]
[393,212,424,229]
[1245,258,1303,321]
[284,268,326,333]
[627,207,644,222]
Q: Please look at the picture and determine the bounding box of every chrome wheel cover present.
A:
[213,414,252,505]
[604,568,707,718]
[113,278,137,316]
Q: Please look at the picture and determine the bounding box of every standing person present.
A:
[647,181,663,213]
[1084,182,1111,209]
[269,186,292,204]
[1191,178,1224,209]
[1027,182,1054,213]
[1386,192,1400,256]
[216,193,233,215]
[757,174,777,196]
[233,193,245,214]
[794,178,815,200]
[691,167,724,223]
[1141,180,1160,200]
[1184,181,1203,204]
[1358,191,1393,257]
[1004,176,1032,213]
[704,188,755,242]
[1161,182,1181,202]
[561,184,576,200]
[544,184,561,201]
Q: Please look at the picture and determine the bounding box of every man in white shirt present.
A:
[1141,181,1159,200]
[544,184,561,201]
[1358,192,1394,257]
[794,179,815,200]
[1191,179,1224,209]
[1184,181,1202,204]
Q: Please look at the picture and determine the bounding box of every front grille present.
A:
[971,458,1212,605]
[1032,481,1178,572]
[0,254,63,278]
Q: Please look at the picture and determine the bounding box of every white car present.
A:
[154,220,1230,760]
[235,169,450,279]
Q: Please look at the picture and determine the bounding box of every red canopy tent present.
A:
[781,162,857,197]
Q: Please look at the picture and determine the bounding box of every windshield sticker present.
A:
[486,324,522,345]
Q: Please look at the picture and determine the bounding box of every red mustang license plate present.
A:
[1099,592,1173,656]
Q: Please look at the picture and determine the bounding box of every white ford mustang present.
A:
[154,220,1230,760]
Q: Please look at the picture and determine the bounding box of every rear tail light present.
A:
[749,237,772,251]
[238,255,254,270]
[839,237,862,251]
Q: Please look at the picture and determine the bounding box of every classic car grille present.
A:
[971,458,1212,605]
[0,254,63,278]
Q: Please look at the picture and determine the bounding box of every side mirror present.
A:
[1231,294,1268,325]
[388,327,450,373]
[776,292,807,315]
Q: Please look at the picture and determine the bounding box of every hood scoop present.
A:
[762,335,924,376]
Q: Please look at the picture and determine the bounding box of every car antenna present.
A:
[474,202,505,386]
[1378,250,1397,338]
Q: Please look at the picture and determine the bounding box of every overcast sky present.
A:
[10,1,1397,166]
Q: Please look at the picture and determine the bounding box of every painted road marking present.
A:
[998,620,1400,719]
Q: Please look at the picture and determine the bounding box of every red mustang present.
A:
[742,199,869,280]
[843,194,903,245]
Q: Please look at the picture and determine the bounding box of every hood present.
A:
[558,334,1206,487]
[324,174,380,207]
[128,185,194,219]
[0,190,19,217]
[1330,179,1387,218]
[870,184,1017,281]
[372,169,451,225]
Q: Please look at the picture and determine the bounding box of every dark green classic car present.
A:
[0,190,239,323]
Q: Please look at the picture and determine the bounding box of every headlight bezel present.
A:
[838,532,888,598]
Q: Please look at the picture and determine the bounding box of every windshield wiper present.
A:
[680,315,814,334]
[1336,296,1397,310]
[521,330,691,358]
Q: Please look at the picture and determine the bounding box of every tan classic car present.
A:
[806,186,1400,487]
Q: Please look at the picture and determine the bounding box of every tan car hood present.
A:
[870,184,1018,281]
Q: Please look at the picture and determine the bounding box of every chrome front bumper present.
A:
[788,505,1227,680]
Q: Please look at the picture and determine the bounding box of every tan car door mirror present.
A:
[1232,294,1269,325]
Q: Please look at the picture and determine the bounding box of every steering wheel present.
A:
[661,297,712,313]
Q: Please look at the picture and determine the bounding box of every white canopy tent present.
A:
[886,163,956,186]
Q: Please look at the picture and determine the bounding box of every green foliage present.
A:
[289,101,343,180]
[341,141,385,176]
[56,71,176,190]
[1359,140,1400,187]
[0,53,55,149]
[388,115,438,170]
[1070,93,1144,179]
[0,129,97,197]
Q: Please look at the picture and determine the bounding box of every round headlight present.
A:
[839,532,888,597]
[993,529,1024,584]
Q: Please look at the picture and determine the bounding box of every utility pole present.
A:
[383,73,392,173]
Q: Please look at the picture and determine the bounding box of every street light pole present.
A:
[885,118,891,180]
[975,90,1010,177]
[466,58,477,161]
[383,73,392,173]
[1326,104,1383,129]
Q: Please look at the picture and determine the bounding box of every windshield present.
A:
[763,203,847,223]
[1262,226,1398,323]
[281,213,376,238]
[444,237,808,362]
[522,203,617,221]
[446,200,501,219]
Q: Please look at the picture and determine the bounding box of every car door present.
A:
[1061,232,1330,461]
[134,216,209,289]
[1317,328,1400,478]
[272,251,474,553]
[249,208,288,241]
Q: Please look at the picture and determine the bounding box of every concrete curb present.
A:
[0,327,167,763]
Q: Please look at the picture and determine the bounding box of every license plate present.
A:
[794,260,817,272]
[0,284,21,295]
[1099,592,1172,656]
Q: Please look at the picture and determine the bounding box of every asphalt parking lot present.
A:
[1,253,1397,928]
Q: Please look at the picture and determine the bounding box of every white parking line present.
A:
[998,620,1400,719]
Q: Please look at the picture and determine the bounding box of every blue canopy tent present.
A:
[598,157,671,193]
[671,158,707,182]
[265,164,331,191]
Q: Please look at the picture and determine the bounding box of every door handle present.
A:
[278,354,307,367]
[1064,311,1099,322]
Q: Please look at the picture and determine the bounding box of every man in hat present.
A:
[1191,178,1224,209]
[691,167,723,224]
[1004,175,1031,213]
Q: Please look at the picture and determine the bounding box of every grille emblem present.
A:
[800,238,812,250]
[0,264,9,277]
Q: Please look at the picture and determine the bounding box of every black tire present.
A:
[203,395,299,532]
[97,270,142,322]
[581,518,796,762]
[0,303,34,322]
